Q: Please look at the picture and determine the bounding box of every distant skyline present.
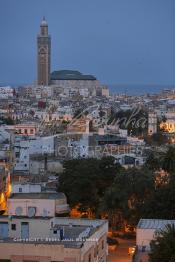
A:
[0,0,175,86]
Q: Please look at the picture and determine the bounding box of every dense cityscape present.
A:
[0,1,175,262]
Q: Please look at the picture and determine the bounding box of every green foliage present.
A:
[145,152,161,171]
[58,154,175,230]
[99,167,155,229]
[143,175,175,219]
[145,133,169,146]
[58,157,120,214]
[149,225,175,262]
[162,146,175,174]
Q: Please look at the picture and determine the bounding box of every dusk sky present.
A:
[0,0,175,86]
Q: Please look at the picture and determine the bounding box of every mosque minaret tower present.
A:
[37,17,51,86]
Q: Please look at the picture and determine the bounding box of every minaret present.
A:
[37,17,51,86]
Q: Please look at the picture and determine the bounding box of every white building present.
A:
[12,183,41,194]
[7,192,69,217]
[136,219,175,252]
[14,135,55,172]
[148,112,157,135]
[68,134,89,159]
[0,86,14,99]
[0,126,10,143]
[0,216,108,262]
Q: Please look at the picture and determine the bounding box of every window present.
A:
[53,230,57,234]
[19,188,22,192]
[30,129,34,134]
[11,224,16,230]
[24,129,28,134]
[15,152,20,158]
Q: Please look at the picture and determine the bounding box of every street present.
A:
[108,238,136,262]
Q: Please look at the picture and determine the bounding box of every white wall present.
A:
[12,183,41,194]
[136,228,156,251]
[8,198,55,217]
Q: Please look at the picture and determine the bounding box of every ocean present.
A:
[108,85,175,96]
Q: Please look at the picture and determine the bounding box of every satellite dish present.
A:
[28,207,36,217]
[15,206,23,216]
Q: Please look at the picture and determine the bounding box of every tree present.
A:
[121,168,155,226]
[162,147,175,174]
[100,167,155,230]
[143,176,175,220]
[58,157,120,217]
[149,225,175,262]
[145,152,161,171]
[99,179,128,232]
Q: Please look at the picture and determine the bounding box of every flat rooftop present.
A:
[9,192,66,200]
[137,219,175,230]
[0,216,107,248]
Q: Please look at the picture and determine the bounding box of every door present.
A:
[21,222,29,239]
[0,222,8,238]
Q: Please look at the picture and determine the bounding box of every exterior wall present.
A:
[0,243,65,261]
[0,86,14,97]
[0,217,50,239]
[0,126,10,142]
[136,228,156,251]
[148,113,157,135]
[7,198,55,217]
[14,136,55,172]
[51,79,100,90]
[29,136,55,155]
[55,198,69,214]
[30,159,63,175]
[12,183,41,194]
[11,255,51,262]
[14,140,30,171]
[102,87,109,98]
[0,217,108,262]
[81,222,108,262]
[69,135,89,159]
[15,124,37,136]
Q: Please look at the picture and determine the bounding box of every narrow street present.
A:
[108,238,136,262]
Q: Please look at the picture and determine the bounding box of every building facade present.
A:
[148,112,157,135]
[0,216,108,262]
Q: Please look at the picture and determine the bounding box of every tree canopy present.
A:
[149,225,175,262]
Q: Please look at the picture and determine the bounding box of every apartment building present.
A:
[0,216,108,262]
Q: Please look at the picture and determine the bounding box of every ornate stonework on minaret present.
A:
[37,17,51,86]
